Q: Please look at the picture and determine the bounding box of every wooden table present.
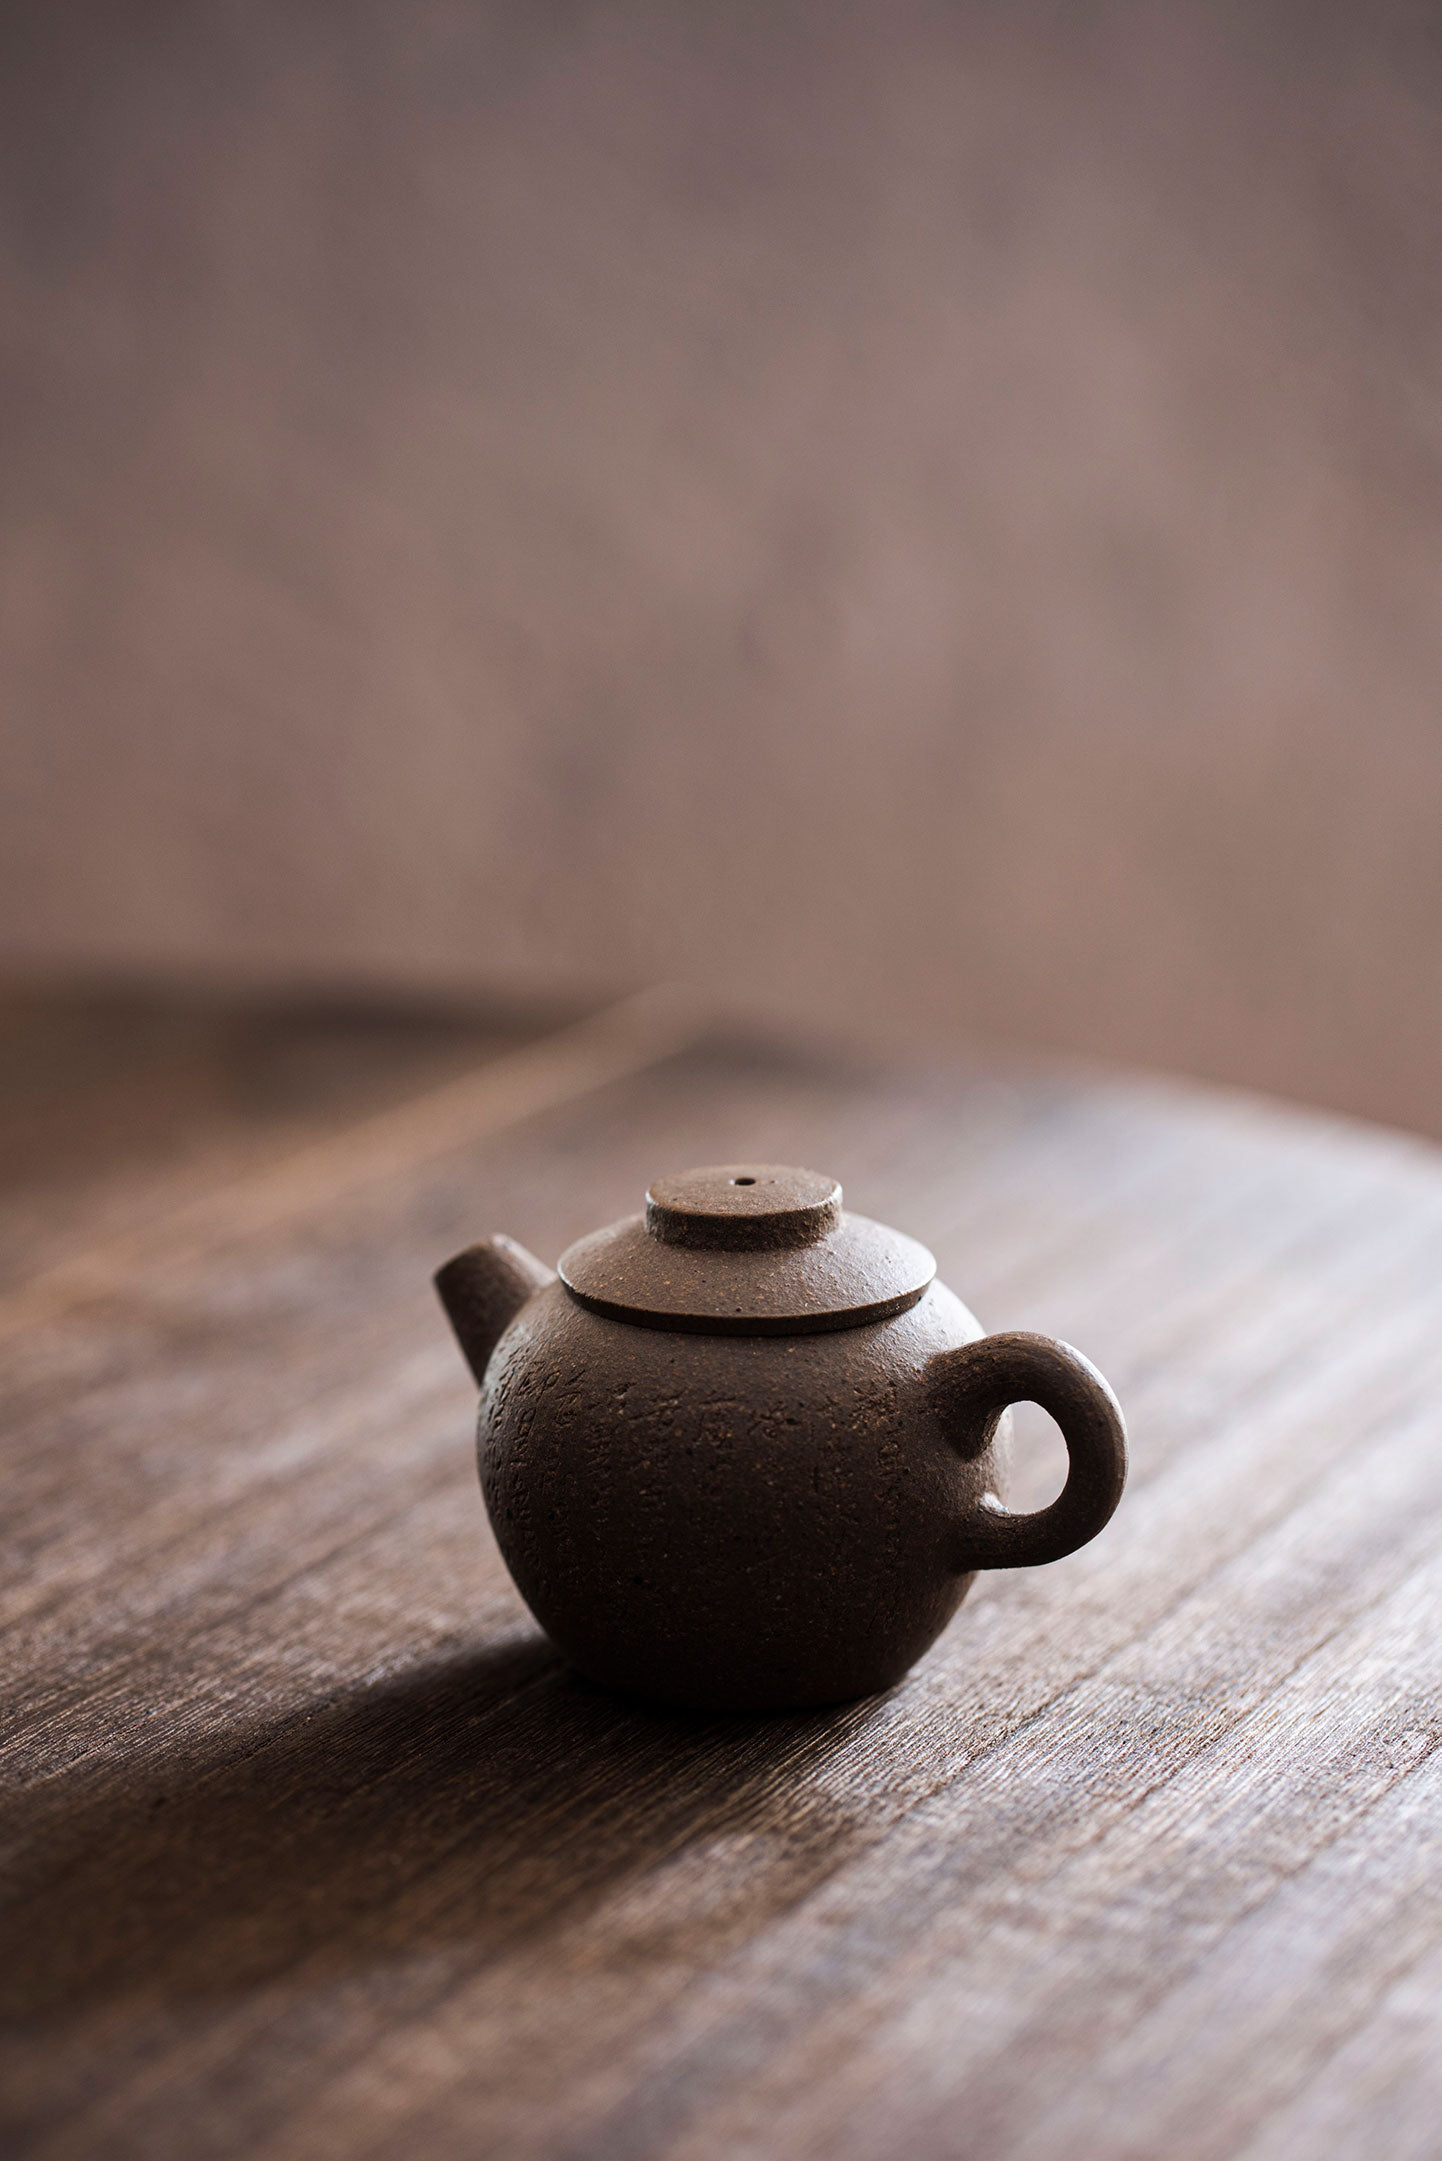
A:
[6,990,1442,2160]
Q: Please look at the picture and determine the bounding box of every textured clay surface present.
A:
[478,1280,997,1710]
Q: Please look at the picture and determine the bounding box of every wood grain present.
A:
[4,1003,1442,2159]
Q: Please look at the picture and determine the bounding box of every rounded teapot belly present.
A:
[478,1279,1000,1710]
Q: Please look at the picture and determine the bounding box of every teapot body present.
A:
[478,1278,1006,1710]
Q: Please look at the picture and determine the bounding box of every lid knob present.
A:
[645,1164,842,1251]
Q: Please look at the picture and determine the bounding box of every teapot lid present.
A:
[557,1163,935,1336]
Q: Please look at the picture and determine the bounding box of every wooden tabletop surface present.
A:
[5,990,1442,2161]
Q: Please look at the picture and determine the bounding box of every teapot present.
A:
[435,1163,1126,1710]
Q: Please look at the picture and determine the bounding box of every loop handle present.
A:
[933,1331,1127,1570]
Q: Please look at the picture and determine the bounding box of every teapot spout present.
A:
[434,1235,555,1384]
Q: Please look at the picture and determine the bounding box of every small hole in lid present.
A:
[730,1176,757,1186]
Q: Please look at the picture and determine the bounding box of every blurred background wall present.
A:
[3,0,1441,1132]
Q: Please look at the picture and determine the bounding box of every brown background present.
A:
[3,0,1441,1132]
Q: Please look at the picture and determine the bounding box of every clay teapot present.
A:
[435,1163,1126,1710]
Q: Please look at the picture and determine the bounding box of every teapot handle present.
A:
[933,1331,1127,1570]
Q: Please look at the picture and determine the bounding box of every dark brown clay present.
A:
[435,1164,1126,1710]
